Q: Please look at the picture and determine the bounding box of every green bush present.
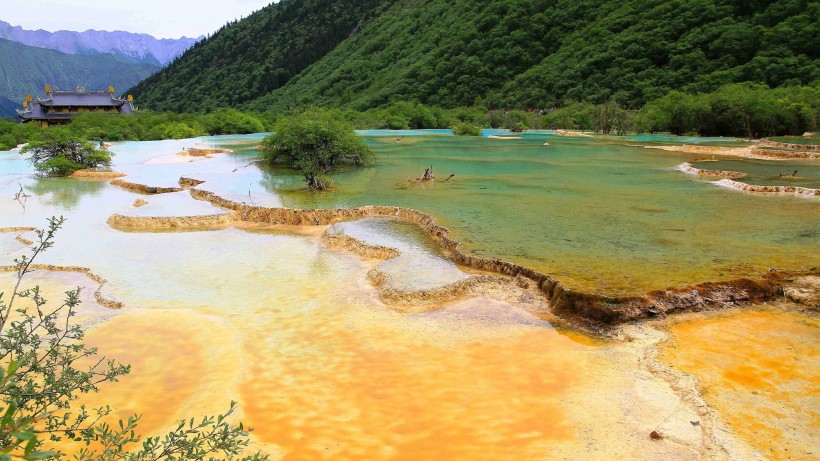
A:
[261,108,373,190]
[22,128,113,176]
[503,111,530,132]
[382,115,410,130]
[160,121,206,139]
[451,121,482,136]
[0,218,266,460]
[204,109,265,135]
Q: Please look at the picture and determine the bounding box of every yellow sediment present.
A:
[106,213,234,229]
[554,130,592,137]
[70,169,126,179]
[660,307,820,460]
[109,179,183,195]
[237,307,710,459]
[677,162,747,179]
[648,144,818,160]
[716,178,820,197]
[0,227,37,233]
[183,147,234,157]
[58,309,241,457]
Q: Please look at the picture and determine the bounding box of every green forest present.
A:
[130,0,819,113]
[129,0,392,112]
[2,0,818,144]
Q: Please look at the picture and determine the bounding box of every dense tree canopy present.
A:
[130,0,394,112]
[0,110,278,151]
[129,0,819,113]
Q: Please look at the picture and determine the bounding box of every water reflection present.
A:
[26,177,107,210]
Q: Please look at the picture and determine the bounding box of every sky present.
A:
[2,0,276,39]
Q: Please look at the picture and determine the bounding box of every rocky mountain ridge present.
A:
[0,20,201,66]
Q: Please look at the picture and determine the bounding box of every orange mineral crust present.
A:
[661,308,820,461]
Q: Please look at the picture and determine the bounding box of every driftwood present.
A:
[412,165,455,183]
[13,183,29,210]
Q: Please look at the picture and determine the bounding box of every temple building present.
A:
[17,86,135,127]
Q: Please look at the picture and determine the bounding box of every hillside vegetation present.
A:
[0,38,159,117]
[131,0,819,112]
[129,0,396,112]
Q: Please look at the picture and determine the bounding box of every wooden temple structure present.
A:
[17,86,135,127]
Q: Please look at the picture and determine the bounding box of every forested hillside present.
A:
[129,0,396,111]
[0,38,159,117]
[132,0,819,112]
[0,97,17,119]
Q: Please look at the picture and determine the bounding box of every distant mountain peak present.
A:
[0,20,202,66]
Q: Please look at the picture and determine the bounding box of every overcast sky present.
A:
[2,0,275,39]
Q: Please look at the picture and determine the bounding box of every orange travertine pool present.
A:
[2,134,818,460]
[73,292,708,460]
[659,307,820,461]
[2,261,710,460]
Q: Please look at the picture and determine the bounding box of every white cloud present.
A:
[2,0,275,39]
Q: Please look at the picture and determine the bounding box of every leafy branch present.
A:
[0,218,267,460]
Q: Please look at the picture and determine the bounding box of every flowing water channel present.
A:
[0,132,818,460]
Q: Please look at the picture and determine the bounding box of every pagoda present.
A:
[16,86,135,127]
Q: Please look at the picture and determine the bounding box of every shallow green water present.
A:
[2,132,818,295]
[2,134,817,460]
[263,134,819,294]
[328,218,469,290]
[697,158,820,188]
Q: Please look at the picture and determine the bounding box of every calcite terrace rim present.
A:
[675,161,820,197]
[0,263,123,309]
